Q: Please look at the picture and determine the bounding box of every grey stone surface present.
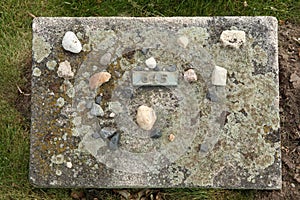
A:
[30,17,280,189]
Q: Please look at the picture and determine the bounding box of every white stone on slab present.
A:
[136,105,157,130]
[145,57,157,69]
[57,61,74,78]
[62,31,82,53]
[220,30,246,49]
[211,66,227,86]
[177,36,189,48]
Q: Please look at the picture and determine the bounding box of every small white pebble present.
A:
[62,31,82,53]
[33,67,41,77]
[145,57,157,69]
[211,66,227,86]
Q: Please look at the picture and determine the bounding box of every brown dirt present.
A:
[15,54,32,127]
[16,22,300,200]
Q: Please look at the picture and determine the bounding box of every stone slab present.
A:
[30,17,280,189]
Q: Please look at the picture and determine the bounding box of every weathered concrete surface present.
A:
[30,17,280,189]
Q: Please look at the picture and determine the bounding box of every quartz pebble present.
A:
[184,69,197,82]
[220,30,246,49]
[89,72,111,90]
[62,31,82,53]
[145,57,157,69]
[211,66,227,86]
[168,134,175,142]
[136,105,157,130]
[57,61,74,78]
[177,36,189,48]
[90,102,104,116]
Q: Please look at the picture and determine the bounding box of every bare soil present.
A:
[16,22,300,200]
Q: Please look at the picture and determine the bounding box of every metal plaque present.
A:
[132,71,178,86]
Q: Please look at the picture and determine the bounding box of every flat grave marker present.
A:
[30,17,280,189]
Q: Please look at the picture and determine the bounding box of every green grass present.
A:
[0,0,299,199]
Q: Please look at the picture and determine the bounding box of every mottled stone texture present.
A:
[30,17,280,189]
